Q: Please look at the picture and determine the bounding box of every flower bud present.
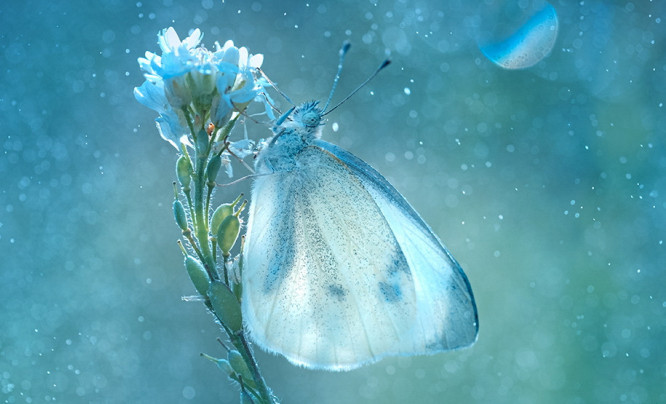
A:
[185,255,210,297]
[211,203,234,236]
[201,353,233,376]
[176,156,192,189]
[217,358,234,376]
[208,281,242,332]
[196,129,209,153]
[164,76,192,109]
[229,350,253,382]
[188,67,217,115]
[173,199,189,231]
[206,155,222,184]
[211,93,233,128]
[217,215,240,257]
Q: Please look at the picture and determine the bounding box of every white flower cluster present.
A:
[134,27,266,150]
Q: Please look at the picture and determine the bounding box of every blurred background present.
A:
[1,0,664,402]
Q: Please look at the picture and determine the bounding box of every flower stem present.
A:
[187,126,274,403]
[231,332,275,404]
[193,156,219,281]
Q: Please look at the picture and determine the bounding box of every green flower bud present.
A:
[188,70,216,115]
[211,203,234,236]
[217,358,234,376]
[229,351,254,388]
[196,129,209,153]
[217,215,240,257]
[211,194,243,237]
[206,155,222,184]
[208,281,242,332]
[185,255,210,297]
[173,200,189,232]
[176,156,192,189]
[201,353,233,377]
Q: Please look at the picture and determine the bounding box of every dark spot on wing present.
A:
[379,281,402,303]
[327,284,347,302]
[390,254,411,277]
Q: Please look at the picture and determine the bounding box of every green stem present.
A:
[231,332,274,404]
[205,182,214,231]
[182,105,219,282]
[193,154,219,281]
[183,231,204,262]
[210,309,273,403]
[183,107,198,141]
[184,191,196,232]
[223,255,231,288]
[179,106,275,404]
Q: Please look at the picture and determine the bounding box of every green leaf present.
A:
[208,281,242,332]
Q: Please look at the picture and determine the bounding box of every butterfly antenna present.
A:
[226,144,256,174]
[322,41,352,111]
[230,101,261,125]
[217,172,270,187]
[323,58,391,117]
[257,67,294,106]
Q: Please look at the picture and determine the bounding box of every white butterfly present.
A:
[242,58,478,371]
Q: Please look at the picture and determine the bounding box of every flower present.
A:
[155,109,188,149]
[135,27,268,150]
[228,139,257,159]
[210,40,266,127]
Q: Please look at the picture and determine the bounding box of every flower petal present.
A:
[182,28,203,49]
[249,53,264,69]
[159,27,181,53]
[134,80,167,113]
[228,139,256,158]
[156,109,188,149]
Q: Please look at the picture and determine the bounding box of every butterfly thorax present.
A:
[257,101,325,174]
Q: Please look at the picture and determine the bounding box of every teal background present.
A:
[1,0,664,403]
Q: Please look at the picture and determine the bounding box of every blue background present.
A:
[1,0,664,403]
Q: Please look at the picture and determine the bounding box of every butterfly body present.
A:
[242,101,478,370]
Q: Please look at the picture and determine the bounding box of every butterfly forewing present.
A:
[243,137,478,370]
[244,145,423,370]
[316,140,479,350]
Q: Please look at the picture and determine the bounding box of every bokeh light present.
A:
[478,1,559,69]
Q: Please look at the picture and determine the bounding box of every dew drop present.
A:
[478,1,559,69]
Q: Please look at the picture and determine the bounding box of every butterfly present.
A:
[241,49,478,371]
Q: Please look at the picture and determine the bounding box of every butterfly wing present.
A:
[315,140,479,349]
[242,140,477,370]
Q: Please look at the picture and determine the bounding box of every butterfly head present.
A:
[273,101,325,139]
[293,101,324,130]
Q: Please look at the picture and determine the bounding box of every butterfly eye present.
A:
[302,111,321,128]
